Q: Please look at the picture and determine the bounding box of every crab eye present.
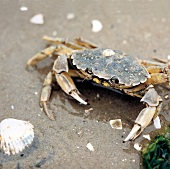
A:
[86,68,93,74]
[111,77,119,84]
[115,79,119,84]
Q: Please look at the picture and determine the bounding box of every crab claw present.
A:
[70,90,87,105]
[124,107,156,142]
[55,72,87,105]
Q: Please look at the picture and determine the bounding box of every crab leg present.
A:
[124,85,162,142]
[40,55,87,120]
[40,71,55,120]
[145,66,170,85]
[53,55,87,105]
[74,37,98,49]
[27,45,74,66]
[55,72,87,105]
[27,46,57,66]
[43,35,98,49]
[140,60,165,67]
[43,36,83,50]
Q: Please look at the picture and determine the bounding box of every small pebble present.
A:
[134,143,142,151]
[122,159,127,162]
[85,108,93,113]
[86,142,94,151]
[109,119,122,129]
[96,93,100,98]
[154,116,161,129]
[164,94,169,99]
[143,134,151,140]
[30,14,44,25]
[20,6,28,11]
[102,49,115,56]
[91,20,103,33]
[66,13,75,20]
[11,105,14,110]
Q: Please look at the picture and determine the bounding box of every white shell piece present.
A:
[66,13,75,20]
[134,143,142,151]
[109,119,122,129]
[167,55,170,60]
[153,116,161,129]
[102,49,115,57]
[30,14,44,24]
[91,20,103,32]
[20,6,28,11]
[143,134,151,140]
[0,118,34,155]
[86,142,94,151]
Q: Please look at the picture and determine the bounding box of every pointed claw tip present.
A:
[41,102,55,121]
[123,138,130,142]
[124,124,141,142]
[70,92,87,105]
[26,64,37,72]
[45,110,55,121]
[81,101,88,105]
[47,114,55,121]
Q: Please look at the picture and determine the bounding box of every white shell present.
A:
[66,13,75,20]
[0,118,34,155]
[153,116,161,129]
[30,14,44,25]
[86,142,94,151]
[91,20,103,32]
[143,134,151,140]
[109,119,122,129]
[134,143,142,151]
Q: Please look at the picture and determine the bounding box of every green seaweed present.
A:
[142,127,170,169]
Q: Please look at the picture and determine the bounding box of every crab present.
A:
[27,36,170,142]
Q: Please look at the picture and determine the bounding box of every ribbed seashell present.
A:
[0,118,34,155]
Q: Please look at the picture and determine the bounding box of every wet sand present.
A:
[0,0,170,168]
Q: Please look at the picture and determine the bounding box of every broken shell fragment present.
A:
[153,116,161,129]
[85,108,93,113]
[86,142,94,151]
[30,14,44,25]
[134,143,142,151]
[0,118,34,155]
[66,13,75,20]
[91,20,103,32]
[109,119,122,129]
[143,134,151,140]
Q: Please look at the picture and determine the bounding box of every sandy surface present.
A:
[0,0,170,168]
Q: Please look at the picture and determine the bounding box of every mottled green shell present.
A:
[72,48,150,86]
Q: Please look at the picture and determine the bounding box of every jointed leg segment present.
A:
[28,36,97,120]
[28,36,168,141]
[40,71,54,120]
[40,55,87,120]
[140,59,170,85]
[124,85,162,141]
[43,36,97,49]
